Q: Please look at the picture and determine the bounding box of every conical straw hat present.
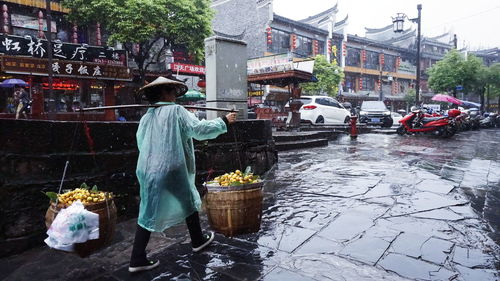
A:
[137,76,188,97]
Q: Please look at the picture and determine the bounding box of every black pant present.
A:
[130,211,204,265]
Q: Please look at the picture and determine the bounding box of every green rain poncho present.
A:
[136,102,227,232]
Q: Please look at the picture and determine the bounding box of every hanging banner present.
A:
[0,34,128,67]
[11,14,57,33]
[247,54,293,75]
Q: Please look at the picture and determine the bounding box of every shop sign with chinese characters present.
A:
[168,62,205,75]
[1,56,131,81]
[0,34,127,67]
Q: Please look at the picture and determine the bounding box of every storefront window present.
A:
[362,76,376,91]
[364,51,379,70]
[383,54,396,72]
[269,29,290,54]
[317,40,325,55]
[344,74,356,92]
[346,47,360,67]
[43,79,105,112]
[294,35,312,58]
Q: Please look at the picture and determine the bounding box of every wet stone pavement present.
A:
[112,129,498,281]
[5,129,500,281]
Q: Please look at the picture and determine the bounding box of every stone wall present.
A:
[0,118,276,257]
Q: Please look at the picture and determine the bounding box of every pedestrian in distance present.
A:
[14,85,30,119]
[129,76,237,273]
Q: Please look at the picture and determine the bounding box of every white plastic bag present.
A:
[44,200,99,252]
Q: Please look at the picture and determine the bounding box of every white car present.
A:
[391,112,403,125]
[298,96,351,124]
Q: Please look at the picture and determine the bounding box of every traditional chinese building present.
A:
[0,0,132,121]
[340,33,417,110]
[211,0,347,110]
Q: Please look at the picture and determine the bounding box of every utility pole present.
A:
[46,0,54,113]
[379,68,383,101]
[415,4,422,106]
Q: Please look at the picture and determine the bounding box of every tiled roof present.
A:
[299,3,338,23]
[273,14,329,35]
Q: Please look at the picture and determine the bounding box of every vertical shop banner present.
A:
[0,34,128,67]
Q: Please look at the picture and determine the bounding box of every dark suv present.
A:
[358,101,393,128]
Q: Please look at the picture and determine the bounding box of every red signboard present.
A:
[169,62,205,75]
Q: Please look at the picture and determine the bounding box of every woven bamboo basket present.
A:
[204,182,263,237]
[45,198,117,257]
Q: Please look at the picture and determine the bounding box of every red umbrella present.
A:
[431,94,463,105]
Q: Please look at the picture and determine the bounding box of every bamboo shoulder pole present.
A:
[79,104,237,113]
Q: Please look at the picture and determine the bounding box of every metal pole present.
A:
[379,68,383,101]
[46,0,54,113]
[415,4,422,106]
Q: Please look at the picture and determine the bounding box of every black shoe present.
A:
[128,260,160,273]
[192,231,214,253]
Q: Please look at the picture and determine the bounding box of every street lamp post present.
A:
[393,4,422,106]
[45,0,54,113]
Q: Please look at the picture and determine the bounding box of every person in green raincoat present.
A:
[129,77,236,273]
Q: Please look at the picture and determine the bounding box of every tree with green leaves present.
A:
[300,55,344,97]
[62,0,213,84]
[485,63,500,112]
[427,49,482,97]
[404,88,416,110]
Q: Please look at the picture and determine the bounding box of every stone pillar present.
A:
[204,36,248,120]
[104,81,115,121]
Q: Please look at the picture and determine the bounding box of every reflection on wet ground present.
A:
[115,130,500,280]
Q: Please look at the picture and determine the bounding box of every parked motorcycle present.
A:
[480,113,498,128]
[468,109,481,130]
[397,108,457,138]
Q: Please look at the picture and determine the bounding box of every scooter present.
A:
[480,113,498,128]
[397,108,457,138]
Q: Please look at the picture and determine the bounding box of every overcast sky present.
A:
[273,0,500,50]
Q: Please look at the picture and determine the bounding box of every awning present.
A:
[248,70,314,87]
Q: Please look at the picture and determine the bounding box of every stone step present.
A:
[273,131,337,142]
[371,128,398,134]
[275,138,329,151]
[300,124,371,134]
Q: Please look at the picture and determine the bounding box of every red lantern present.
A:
[361,50,367,62]
[291,34,297,50]
[377,79,381,90]
[266,27,272,45]
[393,82,399,94]
[359,78,363,90]
[327,40,332,54]
[38,10,43,38]
[72,24,78,43]
[342,42,347,57]
[197,79,206,88]
[379,53,385,66]
[3,4,9,34]
[313,40,319,54]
